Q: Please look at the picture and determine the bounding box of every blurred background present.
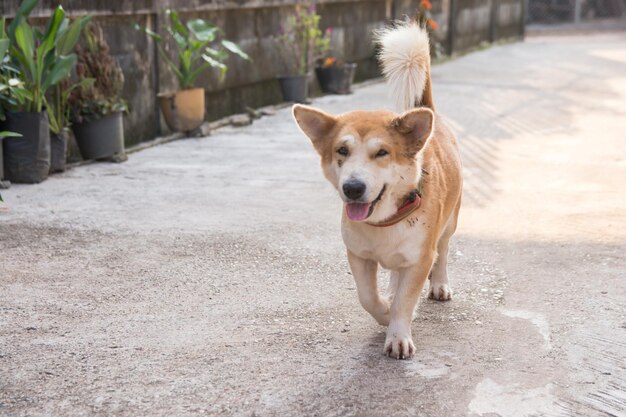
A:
[3,0,623,151]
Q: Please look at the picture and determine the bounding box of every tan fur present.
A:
[292,22,462,359]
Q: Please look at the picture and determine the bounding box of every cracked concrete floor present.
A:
[1,33,625,416]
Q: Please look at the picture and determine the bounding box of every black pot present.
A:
[72,112,125,160]
[0,138,5,182]
[315,63,358,94]
[50,129,68,173]
[0,111,50,184]
[277,75,308,103]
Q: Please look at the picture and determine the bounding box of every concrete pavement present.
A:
[1,32,625,416]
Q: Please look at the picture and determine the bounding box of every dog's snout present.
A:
[343,179,366,200]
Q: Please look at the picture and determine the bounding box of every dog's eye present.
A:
[337,147,349,156]
[376,149,389,158]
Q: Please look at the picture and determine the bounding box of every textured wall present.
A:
[2,0,524,147]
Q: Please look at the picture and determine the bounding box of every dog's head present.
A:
[293,105,434,222]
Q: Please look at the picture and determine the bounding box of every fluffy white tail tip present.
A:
[376,22,430,112]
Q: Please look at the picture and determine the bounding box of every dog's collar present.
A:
[366,170,427,228]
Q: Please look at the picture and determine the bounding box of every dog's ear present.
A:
[391,108,434,155]
[293,104,337,154]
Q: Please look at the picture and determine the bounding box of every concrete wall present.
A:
[2,0,524,148]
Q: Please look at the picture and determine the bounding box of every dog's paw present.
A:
[383,329,415,360]
[428,283,452,301]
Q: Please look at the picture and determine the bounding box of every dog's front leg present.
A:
[347,250,390,326]
[384,253,434,359]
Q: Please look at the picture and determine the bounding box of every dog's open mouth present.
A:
[345,185,386,221]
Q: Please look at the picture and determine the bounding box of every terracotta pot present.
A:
[159,88,205,132]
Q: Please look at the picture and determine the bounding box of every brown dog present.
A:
[293,22,462,359]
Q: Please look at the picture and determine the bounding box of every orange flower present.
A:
[428,19,438,30]
[323,57,337,67]
[421,0,432,11]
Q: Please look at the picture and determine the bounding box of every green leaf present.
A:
[166,27,187,49]
[42,54,76,91]
[57,16,91,55]
[190,42,210,68]
[14,22,36,79]
[47,107,61,134]
[8,0,39,39]
[201,54,227,69]
[183,48,194,67]
[0,38,9,58]
[36,7,66,85]
[19,89,33,102]
[187,19,217,42]
[166,9,189,38]
[38,6,65,61]
[0,131,23,138]
[221,40,250,60]
[57,18,69,38]
[41,6,66,46]
[204,47,227,61]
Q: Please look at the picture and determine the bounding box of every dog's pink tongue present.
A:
[345,203,371,221]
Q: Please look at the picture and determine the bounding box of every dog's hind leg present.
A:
[428,234,452,301]
[348,250,390,326]
[428,208,459,301]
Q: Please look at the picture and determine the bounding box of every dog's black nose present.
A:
[343,179,366,200]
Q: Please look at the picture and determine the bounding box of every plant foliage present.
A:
[136,9,250,90]
[68,23,127,123]
[47,15,92,134]
[0,18,31,121]
[7,4,80,113]
[275,3,330,75]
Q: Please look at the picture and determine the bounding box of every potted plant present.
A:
[275,3,330,103]
[137,9,250,133]
[68,23,128,161]
[0,131,22,189]
[47,16,92,173]
[48,77,93,172]
[0,19,25,186]
[1,5,79,183]
[315,56,358,95]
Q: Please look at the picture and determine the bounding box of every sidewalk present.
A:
[1,32,625,416]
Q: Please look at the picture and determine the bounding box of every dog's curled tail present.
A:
[375,22,434,112]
